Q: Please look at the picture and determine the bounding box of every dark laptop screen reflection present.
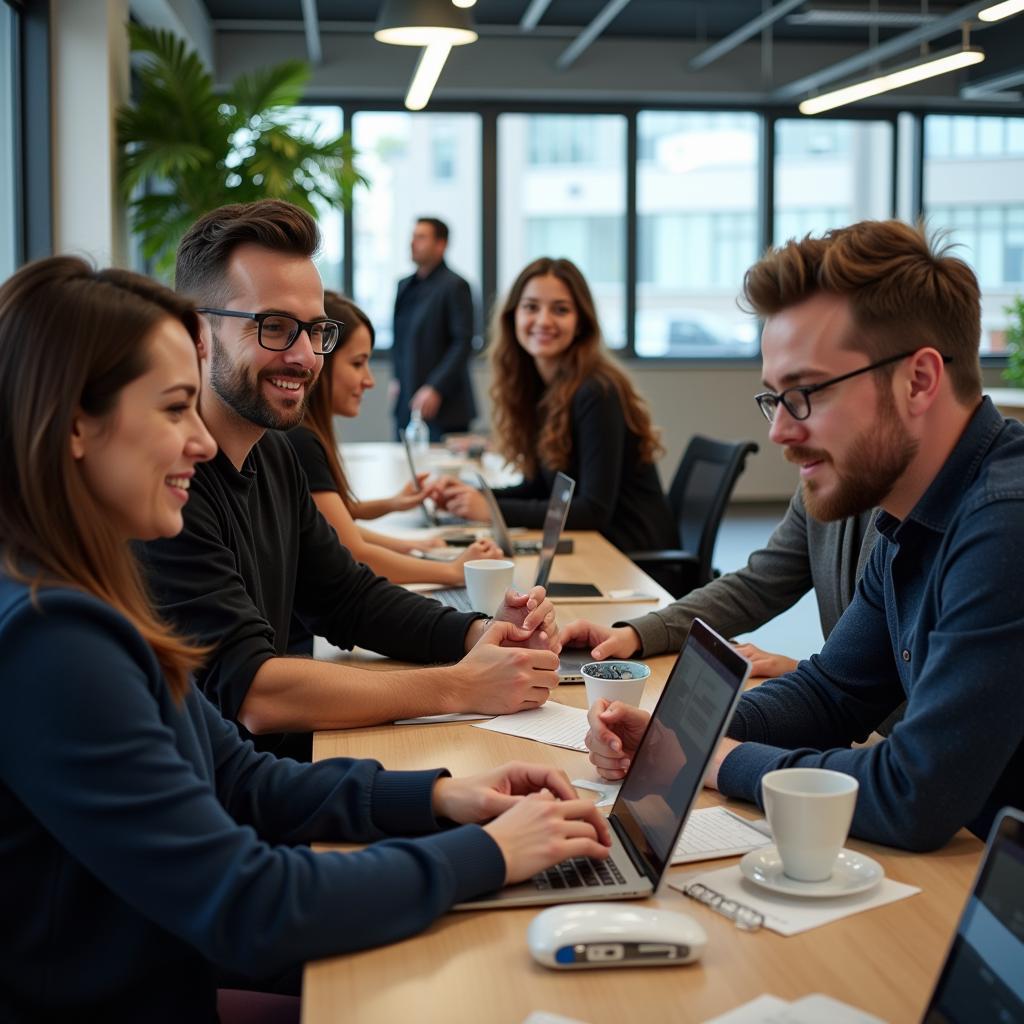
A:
[925,817,1024,1023]
[616,639,741,871]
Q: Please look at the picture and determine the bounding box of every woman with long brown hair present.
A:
[286,291,500,594]
[437,258,676,552]
[0,258,609,1021]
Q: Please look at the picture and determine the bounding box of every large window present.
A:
[635,112,759,358]
[924,114,1024,354]
[774,119,893,244]
[0,2,18,280]
[351,112,481,350]
[498,113,627,348]
[298,105,345,295]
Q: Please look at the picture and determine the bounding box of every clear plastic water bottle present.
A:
[404,407,430,461]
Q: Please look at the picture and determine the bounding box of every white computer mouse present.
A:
[527,903,707,970]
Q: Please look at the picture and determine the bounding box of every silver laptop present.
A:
[922,806,1024,1023]
[454,618,751,909]
[430,472,584,610]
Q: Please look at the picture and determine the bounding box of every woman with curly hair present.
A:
[436,258,675,553]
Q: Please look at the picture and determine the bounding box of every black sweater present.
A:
[496,378,676,552]
[139,430,477,760]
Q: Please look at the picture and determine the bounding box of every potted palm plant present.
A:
[117,23,364,276]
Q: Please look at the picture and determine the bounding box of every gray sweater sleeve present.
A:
[626,490,816,656]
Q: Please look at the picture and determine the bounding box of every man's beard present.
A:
[209,330,313,431]
[786,390,918,522]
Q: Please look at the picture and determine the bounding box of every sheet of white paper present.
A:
[394,713,493,725]
[473,703,590,752]
[672,807,774,864]
[703,993,885,1024]
[522,1013,591,1024]
[571,778,621,807]
[671,863,920,936]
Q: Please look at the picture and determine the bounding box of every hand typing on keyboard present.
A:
[483,788,612,884]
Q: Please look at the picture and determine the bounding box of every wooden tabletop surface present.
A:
[303,508,981,1024]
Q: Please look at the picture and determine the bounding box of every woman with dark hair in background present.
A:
[0,258,609,1022]
[286,291,501,592]
[436,257,676,553]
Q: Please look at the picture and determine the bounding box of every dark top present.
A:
[286,424,338,496]
[495,378,677,553]
[0,575,504,1022]
[392,260,477,437]
[285,425,342,656]
[138,430,478,761]
[719,398,1024,851]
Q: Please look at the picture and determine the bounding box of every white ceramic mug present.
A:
[761,768,859,882]
[581,661,651,709]
[463,559,515,615]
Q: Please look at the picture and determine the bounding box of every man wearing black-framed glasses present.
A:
[585,219,1024,853]
[140,200,567,765]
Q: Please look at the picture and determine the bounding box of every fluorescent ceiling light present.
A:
[799,46,985,115]
[978,0,1024,20]
[405,42,452,110]
[451,0,477,7]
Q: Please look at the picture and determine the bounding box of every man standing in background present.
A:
[391,217,477,441]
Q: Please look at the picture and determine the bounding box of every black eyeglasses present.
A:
[754,350,953,424]
[196,308,342,355]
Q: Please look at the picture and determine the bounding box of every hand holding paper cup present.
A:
[761,768,858,882]
[582,661,651,709]
[463,559,515,615]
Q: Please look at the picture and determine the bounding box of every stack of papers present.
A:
[703,994,885,1024]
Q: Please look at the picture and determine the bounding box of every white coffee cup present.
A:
[463,559,515,615]
[761,768,859,882]
[581,661,651,709]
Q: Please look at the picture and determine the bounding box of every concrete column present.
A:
[51,0,130,265]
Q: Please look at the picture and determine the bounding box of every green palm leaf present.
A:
[117,23,364,279]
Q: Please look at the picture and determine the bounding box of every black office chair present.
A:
[628,435,759,599]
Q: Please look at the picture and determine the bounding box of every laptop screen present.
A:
[610,619,750,884]
[533,473,575,589]
[923,808,1024,1023]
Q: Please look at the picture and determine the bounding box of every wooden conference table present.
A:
[302,447,982,1024]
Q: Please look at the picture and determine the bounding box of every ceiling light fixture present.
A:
[978,0,1024,20]
[374,0,478,46]
[451,0,478,8]
[799,45,985,115]
[405,42,452,109]
[374,0,478,111]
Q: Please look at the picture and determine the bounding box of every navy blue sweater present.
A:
[719,398,1024,851]
[0,576,504,1022]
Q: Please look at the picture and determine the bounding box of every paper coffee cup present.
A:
[463,559,514,615]
[761,768,858,882]
[581,661,650,708]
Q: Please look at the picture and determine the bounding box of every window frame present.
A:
[300,96,1019,368]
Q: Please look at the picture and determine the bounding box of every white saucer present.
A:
[739,846,884,898]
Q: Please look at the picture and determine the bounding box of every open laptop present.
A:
[921,806,1024,1023]
[474,474,571,558]
[454,618,751,909]
[428,472,584,612]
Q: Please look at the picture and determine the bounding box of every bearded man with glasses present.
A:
[138,200,565,764]
[585,219,1024,852]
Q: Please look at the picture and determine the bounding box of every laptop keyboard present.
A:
[532,855,626,891]
[429,588,475,612]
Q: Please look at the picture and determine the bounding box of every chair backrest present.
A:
[669,435,759,586]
